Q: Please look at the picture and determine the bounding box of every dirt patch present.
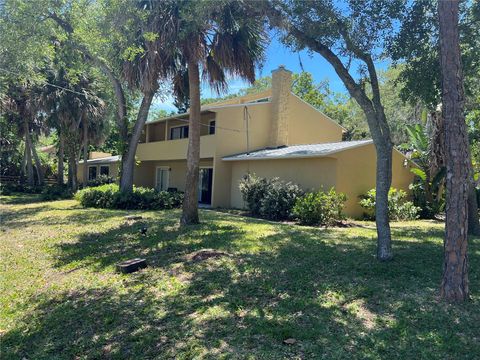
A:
[186,249,232,263]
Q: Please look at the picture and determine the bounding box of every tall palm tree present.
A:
[118,0,180,192]
[164,0,267,225]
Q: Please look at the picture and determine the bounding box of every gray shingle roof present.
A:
[222,140,373,161]
[79,155,121,165]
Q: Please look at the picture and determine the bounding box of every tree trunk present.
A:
[438,0,470,302]
[20,145,27,184]
[181,60,201,225]
[375,141,393,260]
[82,116,89,187]
[29,133,44,186]
[430,110,445,175]
[58,132,64,185]
[119,91,155,192]
[23,120,34,187]
[68,153,78,192]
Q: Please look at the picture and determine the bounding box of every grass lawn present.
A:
[1,194,480,359]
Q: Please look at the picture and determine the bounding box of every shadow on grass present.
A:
[3,211,480,359]
[0,193,44,205]
[1,200,126,230]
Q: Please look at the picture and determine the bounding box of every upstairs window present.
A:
[209,120,216,135]
[170,125,189,140]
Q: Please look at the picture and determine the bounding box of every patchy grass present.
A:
[1,194,479,359]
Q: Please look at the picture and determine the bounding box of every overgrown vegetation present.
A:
[293,188,347,226]
[75,184,183,210]
[359,188,420,221]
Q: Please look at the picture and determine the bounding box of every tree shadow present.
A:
[1,201,124,230]
[52,210,249,271]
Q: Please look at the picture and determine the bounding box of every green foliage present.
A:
[41,184,73,201]
[239,173,303,220]
[293,189,347,226]
[0,183,43,195]
[86,174,115,188]
[402,123,446,218]
[75,184,183,210]
[359,188,420,221]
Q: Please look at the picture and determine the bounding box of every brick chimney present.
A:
[269,65,292,147]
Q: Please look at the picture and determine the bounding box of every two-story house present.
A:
[78,66,414,218]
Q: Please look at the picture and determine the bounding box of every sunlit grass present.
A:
[1,193,479,359]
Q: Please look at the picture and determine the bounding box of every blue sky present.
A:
[152,34,387,113]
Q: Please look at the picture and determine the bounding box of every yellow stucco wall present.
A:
[228,157,338,209]
[287,94,344,145]
[334,143,415,218]
[210,103,272,207]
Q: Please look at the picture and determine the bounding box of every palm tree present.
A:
[48,1,179,193]
[162,0,267,225]
[2,84,45,186]
[41,68,108,191]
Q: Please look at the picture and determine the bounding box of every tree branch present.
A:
[48,12,128,143]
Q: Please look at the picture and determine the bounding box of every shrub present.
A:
[239,173,303,220]
[293,188,347,226]
[41,184,73,200]
[75,183,183,210]
[238,174,271,216]
[359,188,420,221]
[260,180,304,220]
[86,175,115,187]
[0,183,42,195]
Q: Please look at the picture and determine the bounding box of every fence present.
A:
[0,175,58,186]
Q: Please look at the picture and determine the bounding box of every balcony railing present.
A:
[136,134,216,161]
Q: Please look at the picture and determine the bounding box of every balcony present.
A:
[136,134,216,161]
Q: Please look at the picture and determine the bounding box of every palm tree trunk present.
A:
[20,145,27,184]
[181,60,201,225]
[82,116,89,187]
[438,0,470,302]
[29,133,44,186]
[68,153,78,192]
[58,132,64,185]
[119,91,155,192]
[23,120,34,187]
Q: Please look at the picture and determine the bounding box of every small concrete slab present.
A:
[116,258,147,274]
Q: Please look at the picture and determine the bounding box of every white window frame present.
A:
[99,165,110,177]
[155,166,170,191]
[88,165,98,180]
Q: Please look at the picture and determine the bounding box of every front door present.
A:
[198,168,213,204]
